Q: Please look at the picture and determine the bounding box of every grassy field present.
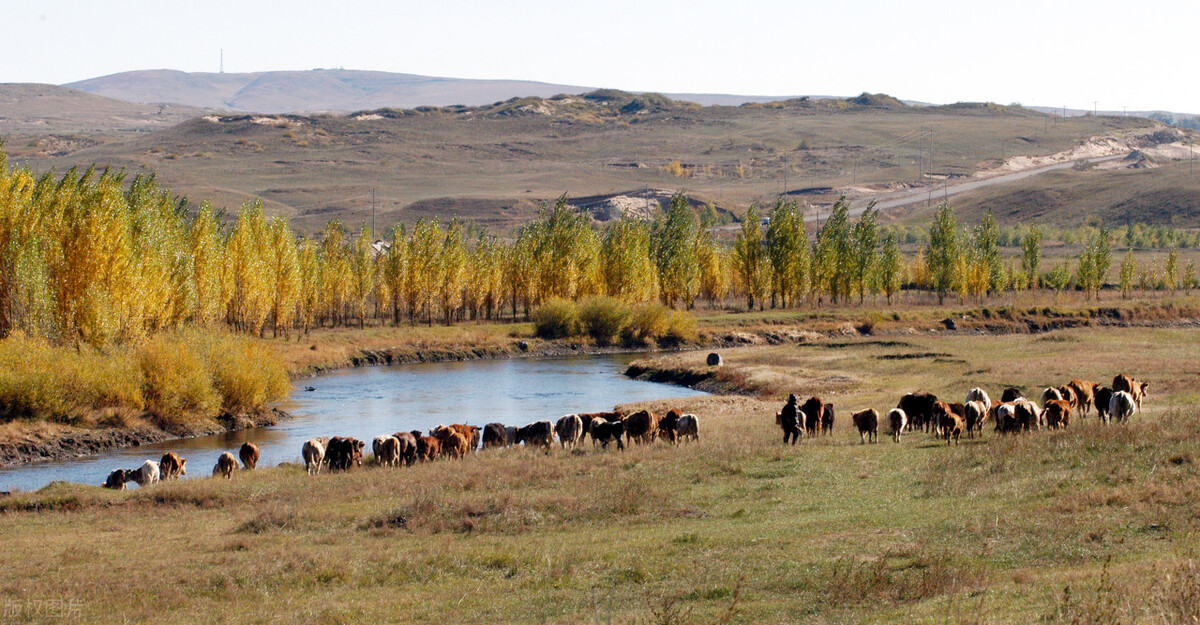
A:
[2,325,1199,623]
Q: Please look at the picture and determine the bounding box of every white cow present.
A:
[128,460,160,487]
[887,408,907,443]
[1110,391,1136,424]
[302,438,326,475]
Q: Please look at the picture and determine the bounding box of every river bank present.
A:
[3,296,1197,467]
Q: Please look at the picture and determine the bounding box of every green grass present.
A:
[2,326,1199,622]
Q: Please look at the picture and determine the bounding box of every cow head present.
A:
[178,459,187,476]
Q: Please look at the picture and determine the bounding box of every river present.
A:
[0,353,705,492]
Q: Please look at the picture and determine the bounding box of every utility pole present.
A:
[1093,101,1098,116]
[220,49,224,73]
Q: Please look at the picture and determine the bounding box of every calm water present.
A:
[0,353,706,492]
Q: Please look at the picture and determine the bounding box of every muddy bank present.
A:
[0,408,287,467]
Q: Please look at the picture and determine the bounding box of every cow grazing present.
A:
[1113,374,1148,413]
[1067,380,1098,418]
[887,408,907,443]
[897,393,938,433]
[482,423,509,449]
[624,410,661,445]
[213,452,237,480]
[127,460,160,487]
[591,420,625,450]
[1110,391,1136,424]
[373,436,402,467]
[800,397,824,437]
[555,414,584,448]
[851,408,879,444]
[964,388,992,413]
[779,394,803,445]
[1094,387,1114,423]
[1000,387,1023,403]
[1043,399,1072,429]
[676,414,699,442]
[239,442,260,470]
[964,400,988,438]
[160,452,186,480]
[414,434,441,462]
[302,438,327,475]
[515,421,555,449]
[326,437,365,471]
[103,469,128,490]
[821,404,835,436]
[1056,385,1078,417]
[657,409,682,444]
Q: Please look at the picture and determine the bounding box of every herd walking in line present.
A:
[101,370,1149,490]
[778,373,1150,447]
[102,409,701,488]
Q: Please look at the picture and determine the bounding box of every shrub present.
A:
[623,303,672,345]
[579,297,631,345]
[138,335,219,427]
[660,310,697,345]
[196,333,290,415]
[531,298,582,339]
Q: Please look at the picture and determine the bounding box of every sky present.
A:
[3,0,1198,112]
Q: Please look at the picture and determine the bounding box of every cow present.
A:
[624,410,661,445]
[482,423,509,449]
[515,421,555,449]
[993,402,1018,434]
[1041,387,1063,407]
[1056,385,1078,418]
[160,452,186,480]
[443,431,471,459]
[1067,380,1099,418]
[327,437,365,471]
[505,426,518,446]
[779,394,802,445]
[940,411,965,446]
[1000,387,1023,403]
[964,388,992,413]
[1113,374,1148,412]
[448,424,480,451]
[554,414,584,449]
[414,433,441,462]
[897,393,938,433]
[103,469,128,490]
[390,432,418,466]
[676,414,699,442]
[373,436,401,467]
[821,404,835,436]
[213,452,237,480]
[302,438,327,475]
[657,409,681,444]
[964,400,988,438]
[239,442,260,470]
[1014,399,1041,432]
[1094,387,1114,423]
[127,460,160,487]
[887,408,907,443]
[1043,399,1072,429]
[800,397,824,437]
[851,408,879,444]
[1110,391,1136,424]
[591,420,625,450]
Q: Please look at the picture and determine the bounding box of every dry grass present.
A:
[2,326,1199,622]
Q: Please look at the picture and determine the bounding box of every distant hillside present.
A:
[64,68,826,113]
[0,83,203,135]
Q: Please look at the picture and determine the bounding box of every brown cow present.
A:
[624,410,661,444]
[800,397,824,437]
[1056,385,1078,418]
[1067,380,1098,418]
[327,437,365,470]
[940,412,965,446]
[658,409,682,444]
[556,414,584,448]
[850,409,878,444]
[932,401,957,440]
[1113,374,1148,412]
[160,452,187,480]
[964,400,988,438]
[391,432,418,465]
[239,442,260,470]
[442,431,470,459]
[414,434,441,462]
[213,452,237,479]
[821,404,835,436]
[1043,399,1072,430]
[103,469,128,490]
[448,424,480,451]
[373,436,401,467]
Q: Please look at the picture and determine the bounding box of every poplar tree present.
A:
[926,203,958,304]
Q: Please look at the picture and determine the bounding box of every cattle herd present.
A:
[102,409,701,488]
[778,372,1149,447]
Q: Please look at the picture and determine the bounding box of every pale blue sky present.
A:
[4,0,1197,112]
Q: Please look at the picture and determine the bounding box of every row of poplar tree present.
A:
[0,158,1185,347]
